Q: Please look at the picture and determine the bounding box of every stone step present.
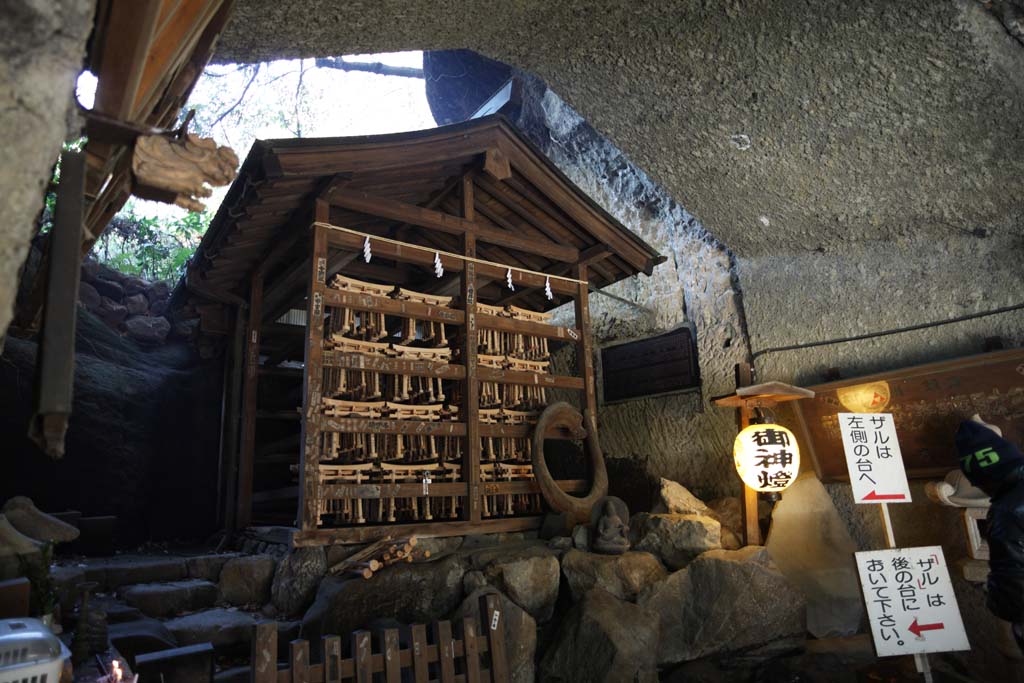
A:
[121,579,219,618]
[83,555,188,590]
[164,608,259,655]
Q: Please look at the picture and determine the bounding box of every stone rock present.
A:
[548,536,572,551]
[2,496,79,543]
[218,555,276,606]
[765,473,864,638]
[109,618,179,664]
[454,587,536,683]
[639,546,806,665]
[0,514,42,581]
[630,512,721,570]
[149,281,170,302]
[463,570,488,593]
[93,278,125,299]
[124,315,171,344]
[122,579,218,618]
[325,544,364,568]
[706,497,743,539]
[720,528,742,550]
[78,281,101,310]
[271,546,327,617]
[561,549,667,602]
[571,525,589,551]
[125,293,149,315]
[540,588,659,683]
[482,552,559,622]
[123,276,149,296]
[149,299,168,316]
[414,536,464,559]
[172,318,198,339]
[80,260,102,282]
[135,642,216,683]
[652,479,711,516]
[539,512,569,539]
[98,297,128,325]
[302,553,467,643]
[164,608,257,654]
[93,556,188,589]
[186,553,239,582]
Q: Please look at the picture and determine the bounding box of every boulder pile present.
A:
[77,259,181,345]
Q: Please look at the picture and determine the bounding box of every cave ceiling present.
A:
[215,0,1024,257]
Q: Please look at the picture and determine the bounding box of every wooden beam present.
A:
[322,352,466,380]
[292,516,542,547]
[236,271,263,529]
[461,178,482,524]
[298,206,329,532]
[482,148,511,181]
[92,1,162,119]
[325,186,579,263]
[574,262,599,427]
[736,362,762,546]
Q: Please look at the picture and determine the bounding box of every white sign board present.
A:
[855,546,970,657]
[839,413,912,504]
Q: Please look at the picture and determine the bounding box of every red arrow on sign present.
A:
[908,618,945,638]
[862,490,907,501]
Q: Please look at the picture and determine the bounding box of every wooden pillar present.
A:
[220,304,246,531]
[236,272,263,529]
[298,203,329,532]
[461,176,482,522]
[573,265,598,425]
[735,362,762,546]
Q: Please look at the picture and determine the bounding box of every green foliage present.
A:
[18,543,55,616]
[95,202,210,282]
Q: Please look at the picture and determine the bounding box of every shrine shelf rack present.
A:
[175,116,664,547]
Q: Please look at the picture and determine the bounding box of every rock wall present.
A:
[0,0,94,340]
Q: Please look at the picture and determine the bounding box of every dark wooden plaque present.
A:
[600,327,699,403]
[793,348,1024,482]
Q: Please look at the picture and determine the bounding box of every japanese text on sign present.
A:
[854,546,969,657]
[839,413,911,504]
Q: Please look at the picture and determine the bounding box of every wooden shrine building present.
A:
[179,116,664,547]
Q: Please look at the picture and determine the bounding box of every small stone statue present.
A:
[591,496,630,555]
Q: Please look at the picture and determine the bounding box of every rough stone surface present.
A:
[165,608,257,654]
[540,588,659,683]
[706,498,743,540]
[0,0,93,339]
[651,479,711,516]
[125,293,149,315]
[121,579,218,618]
[561,549,667,602]
[766,473,864,639]
[454,587,536,683]
[302,554,467,643]
[78,281,101,310]
[571,525,589,551]
[2,496,79,543]
[109,618,179,663]
[93,278,125,300]
[96,556,188,589]
[124,315,171,344]
[480,552,560,622]
[630,512,721,570]
[640,546,806,665]
[218,555,276,606]
[271,546,327,617]
[186,553,239,582]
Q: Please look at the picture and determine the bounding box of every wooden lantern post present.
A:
[712,364,814,546]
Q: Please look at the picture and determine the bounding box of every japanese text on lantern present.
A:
[734,424,799,492]
[839,412,911,504]
[855,546,969,657]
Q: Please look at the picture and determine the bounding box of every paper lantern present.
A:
[733,423,800,493]
[837,381,890,413]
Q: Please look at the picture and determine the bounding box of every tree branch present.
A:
[315,56,424,79]
[209,64,261,130]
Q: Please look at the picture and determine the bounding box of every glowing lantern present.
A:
[837,381,890,413]
[733,423,800,493]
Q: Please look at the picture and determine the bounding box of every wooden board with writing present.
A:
[600,326,700,403]
[793,348,1024,482]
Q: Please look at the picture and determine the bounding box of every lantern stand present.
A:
[712,363,815,545]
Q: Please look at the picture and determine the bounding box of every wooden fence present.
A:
[251,593,509,683]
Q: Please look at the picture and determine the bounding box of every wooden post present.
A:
[351,631,372,683]
[481,593,509,683]
[735,363,762,546]
[461,176,482,523]
[573,264,598,426]
[410,624,429,682]
[433,620,456,683]
[299,204,329,532]
[382,628,401,683]
[236,272,263,529]
[220,304,246,531]
[251,621,277,683]
[322,635,342,683]
[290,639,309,683]
[461,617,481,683]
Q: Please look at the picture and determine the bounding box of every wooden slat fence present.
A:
[251,593,509,683]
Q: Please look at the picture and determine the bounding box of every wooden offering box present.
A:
[177,116,664,546]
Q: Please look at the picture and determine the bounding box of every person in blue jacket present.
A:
[956,416,1024,657]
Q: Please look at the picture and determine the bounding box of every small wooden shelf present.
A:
[321,418,466,436]
[322,350,466,380]
[323,289,464,326]
[477,313,579,342]
[476,366,584,390]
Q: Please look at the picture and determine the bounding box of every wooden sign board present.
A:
[600,326,699,404]
[793,348,1024,482]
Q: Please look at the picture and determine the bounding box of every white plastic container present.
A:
[0,618,68,683]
